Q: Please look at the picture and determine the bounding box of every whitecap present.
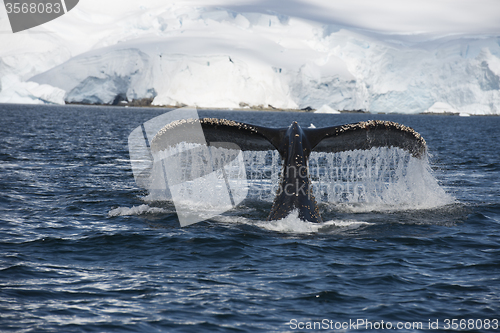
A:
[256,210,372,234]
[108,204,167,217]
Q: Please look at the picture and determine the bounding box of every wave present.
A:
[108,204,168,217]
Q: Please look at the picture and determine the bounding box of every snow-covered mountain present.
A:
[1,0,499,114]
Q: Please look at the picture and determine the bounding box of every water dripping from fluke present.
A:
[128,114,454,228]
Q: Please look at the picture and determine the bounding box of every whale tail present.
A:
[151,119,426,159]
[150,119,427,222]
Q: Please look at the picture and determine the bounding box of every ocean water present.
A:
[1,104,499,332]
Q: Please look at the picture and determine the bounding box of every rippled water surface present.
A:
[1,104,499,332]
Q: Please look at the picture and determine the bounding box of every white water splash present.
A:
[144,145,454,219]
[256,210,372,234]
[241,147,454,211]
[309,147,455,211]
[210,210,372,234]
[108,204,168,217]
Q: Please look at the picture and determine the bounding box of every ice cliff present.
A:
[1,0,499,114]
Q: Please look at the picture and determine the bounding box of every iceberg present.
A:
[314,105,341,114]
[424,102,458,114]
[0,74,65,104]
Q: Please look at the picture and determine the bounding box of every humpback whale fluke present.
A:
[151,119,427,223]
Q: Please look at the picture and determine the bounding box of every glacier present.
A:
[1,0,500,114]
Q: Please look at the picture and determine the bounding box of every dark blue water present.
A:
[1,104,499,332]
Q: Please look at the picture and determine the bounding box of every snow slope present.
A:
[1,0,500,114]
